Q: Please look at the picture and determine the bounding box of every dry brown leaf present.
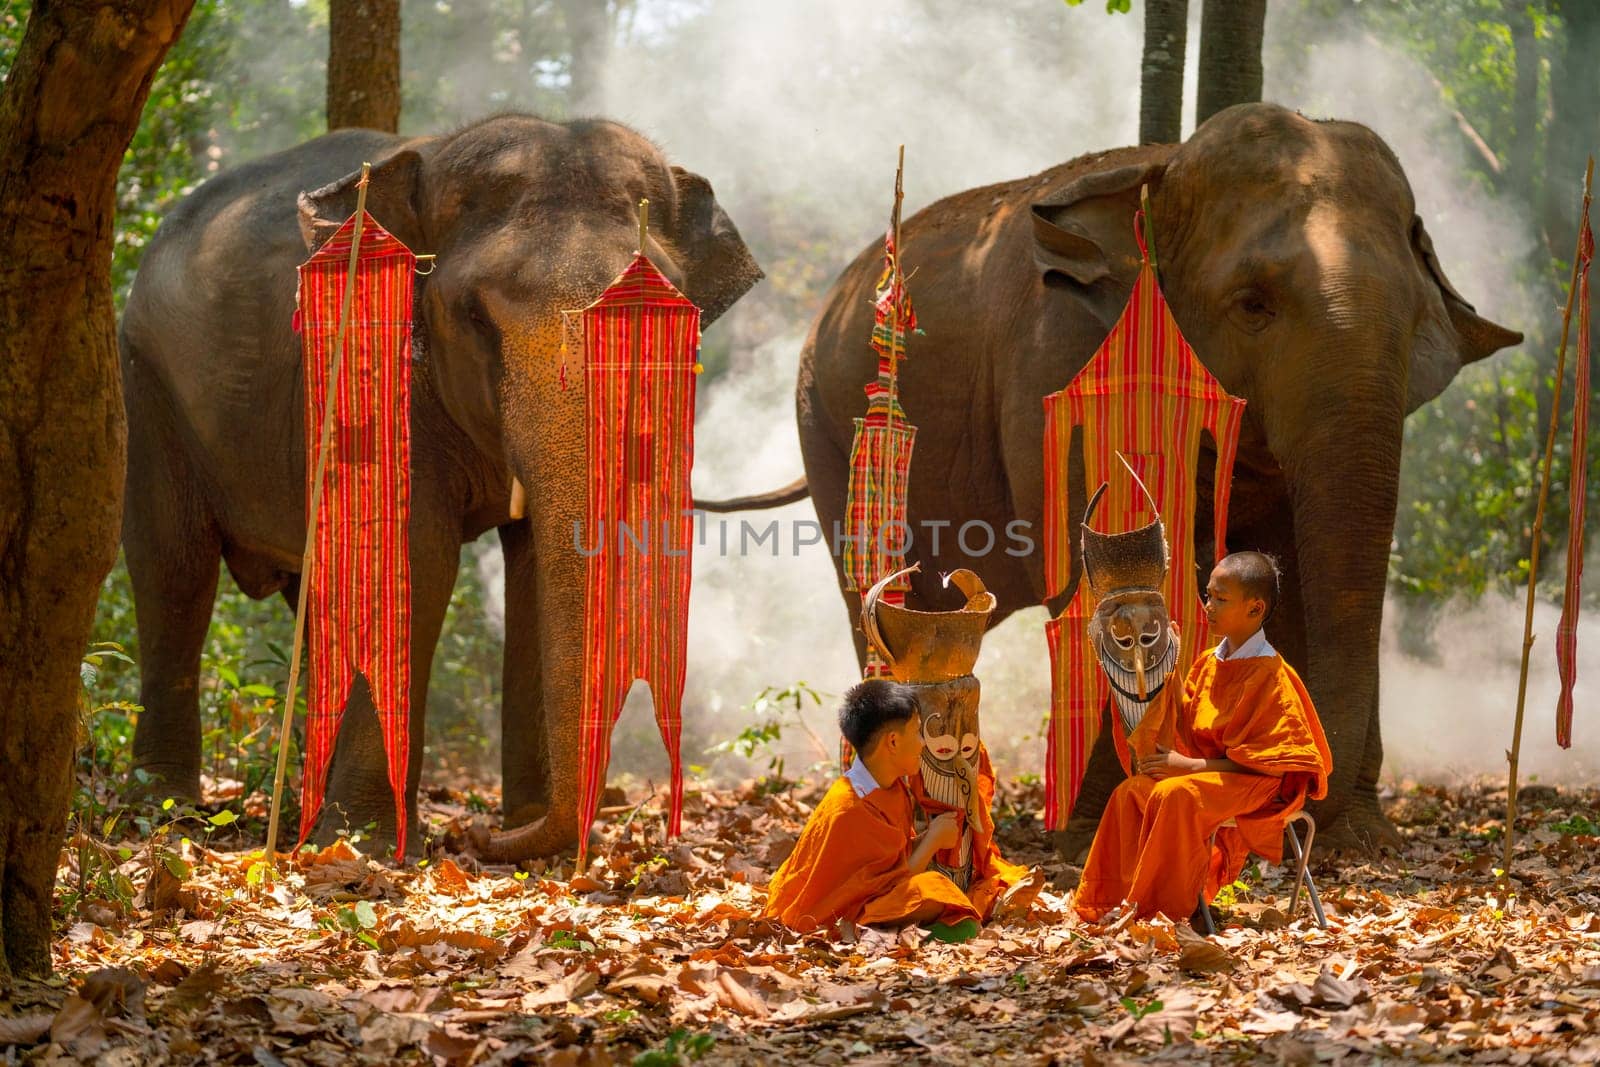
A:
[50,995,108,1057]
[163,959,227,1017]
[0,1013,53,1046]
[1175,929,1236,974]
[523,968,600,1009]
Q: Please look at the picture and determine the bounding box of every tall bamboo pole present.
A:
[263,164,373,866]
[1504,156,1593,873]
[883,146,905,554]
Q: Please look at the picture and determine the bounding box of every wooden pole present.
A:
[1504,156,1593,873]
[263,163,373,867]
[882,145,906,552]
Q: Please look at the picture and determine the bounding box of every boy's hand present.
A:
[1138,747,1202,779]
[926,812,962,850]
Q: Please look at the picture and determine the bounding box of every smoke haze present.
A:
[441,1,1596,788]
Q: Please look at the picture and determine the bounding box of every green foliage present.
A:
[1550,812,1600,835]
[707,681,827,790]
[633,1029,716,1067]
[1062,0,1132,12]
[1121,996,1164,1020]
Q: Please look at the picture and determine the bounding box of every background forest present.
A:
[3,0,1595,825]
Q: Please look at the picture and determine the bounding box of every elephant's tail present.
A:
[692,476,809,513]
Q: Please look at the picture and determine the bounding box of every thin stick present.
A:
[263,163,374,867]
[882,145,906,574]
[1504,156,1593,873]
[637,197,649,254]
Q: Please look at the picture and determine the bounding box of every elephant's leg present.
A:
[498,520,549,827]
[1050,702,1123,864]
[126,410,220,804]
[315,534,458,860]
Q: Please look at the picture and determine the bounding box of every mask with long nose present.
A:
[1082,458,1180,741]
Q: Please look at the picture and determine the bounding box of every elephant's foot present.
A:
[1313,791,1403,857]
[467,811,581,864]
[503,800,549,830]
[128,762,202,807]
[1051,817,1099,865]
[310,799,419,863]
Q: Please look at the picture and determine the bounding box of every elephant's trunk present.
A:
[1279,400,1405,851]
[468,812,578,865]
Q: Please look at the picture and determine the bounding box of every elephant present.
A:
[120,114,762,858]
[702,103,1520,855]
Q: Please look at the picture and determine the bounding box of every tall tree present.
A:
[560,0,610,115]
[1140,0,1189,143]
[328,0,401,131]
[1196,0,1266,127]
[0,0,194,979]
[1541,0,1600,261]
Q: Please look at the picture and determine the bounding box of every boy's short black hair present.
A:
[1217,550,1281,620]
[839,678,921,754]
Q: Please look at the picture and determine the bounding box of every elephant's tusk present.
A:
[509,477,526,520]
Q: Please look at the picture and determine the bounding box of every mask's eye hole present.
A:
[1113,633,1136,650]
[1139,627,1161,647]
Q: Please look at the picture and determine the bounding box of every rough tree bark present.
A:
[327,0,401,132]
[1505,0,1539,206]
[1140,0,1189,144]
[1541,0,1600,262]
[0,0,193,980]
[559,0,609,115]
[1196,0,1265,128]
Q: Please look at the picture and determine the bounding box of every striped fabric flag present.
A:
[295,211,415,855]
[1041,224,1245,830]
[1557,209,1594,748]
[576,253,700,865]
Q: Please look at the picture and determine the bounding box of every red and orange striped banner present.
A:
[295,211,415,855]
[1556,209,1593,748]
[576,253,700,864]
[1041,225,1245,830]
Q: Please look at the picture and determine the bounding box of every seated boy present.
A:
[1074,551,1332,925]
[765,679,982,937]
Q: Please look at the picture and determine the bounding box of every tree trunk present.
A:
[1196,0,1265,128]
[0,0,194,980]
[327,0,401,132]
[1542,0,1600,262]
[1506,1,1539,205]
[1140,0,1188,144]
[560,0,609,116]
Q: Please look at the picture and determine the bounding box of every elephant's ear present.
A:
[1408,215,1523,410]
[667,166,764,325]
[1030,161,1167,288]
[297,147,427,255]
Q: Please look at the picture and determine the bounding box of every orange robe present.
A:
[765,774,981,933]
[1074,648,1332,922]
[910,745,1032,920]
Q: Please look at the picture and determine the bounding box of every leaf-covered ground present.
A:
[4,777,1599,1065]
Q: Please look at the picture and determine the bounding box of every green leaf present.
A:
[164,853,191,880]
[162,797,176,811]
[207,809,237,827]
[238,683,277,698]
[352,900,377,928]
[215,664,240,688]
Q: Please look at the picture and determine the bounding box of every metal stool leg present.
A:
[1283,812,1327,930]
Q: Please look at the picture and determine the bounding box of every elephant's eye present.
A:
[1113,632,1136,650]
[1228,286,1276,334]
[464,296,501,349]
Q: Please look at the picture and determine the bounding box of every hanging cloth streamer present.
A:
[843,180,919,682]
[1556,207,1594,748]
[1041,204,1245,831]
[573,247,701,867]
[294,210,416,855]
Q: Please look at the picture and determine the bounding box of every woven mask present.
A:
[1083,457,1178,737]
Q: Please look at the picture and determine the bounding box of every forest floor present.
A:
[3,776,1599,1065]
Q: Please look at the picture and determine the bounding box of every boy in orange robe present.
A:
[1074,551,1333,925]
[765,679,981,937]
